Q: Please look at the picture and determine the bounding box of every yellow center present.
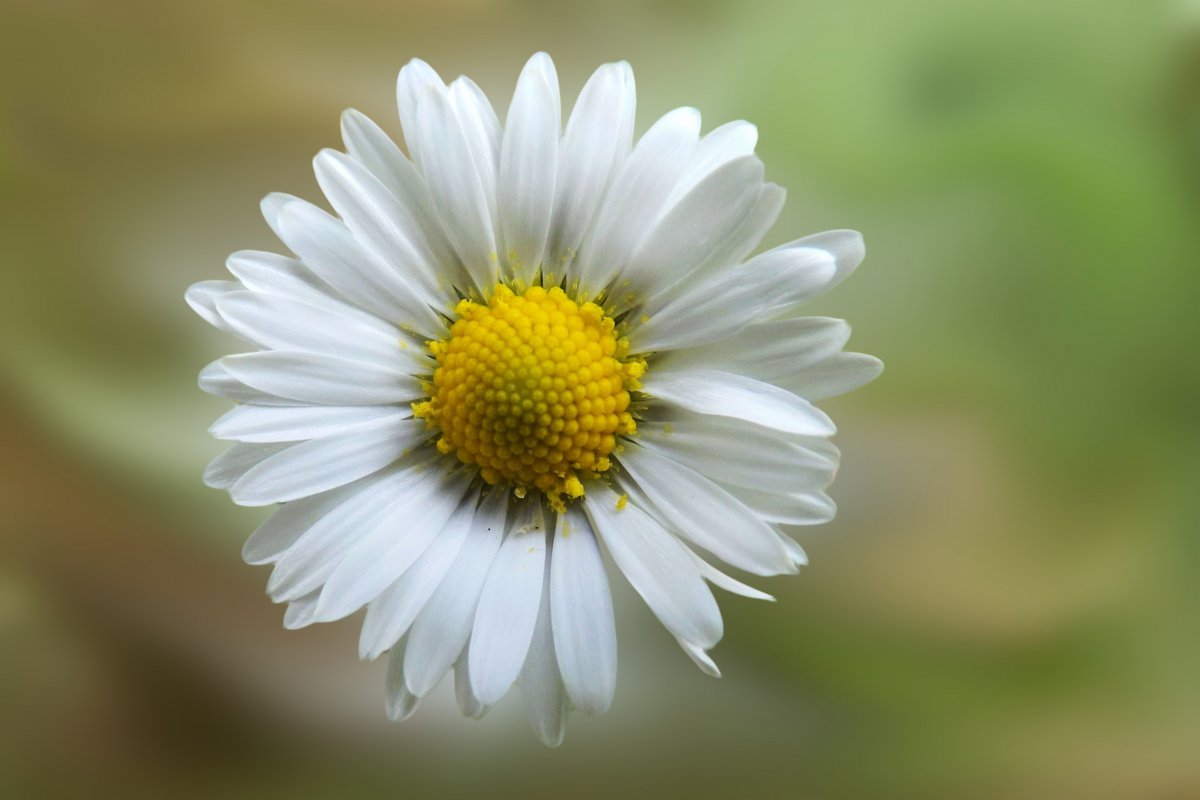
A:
[413,284,645,510]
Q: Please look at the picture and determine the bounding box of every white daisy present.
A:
[188,52,881,746]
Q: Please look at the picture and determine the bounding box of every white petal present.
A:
[221,351,422,406]
[653,317,851,384]
[498,52,560,283]
[313,149,453,301]
[229,415,426,506]
[685,547,775,602]
[678,638,721,678]
[444,77,502,272]
[778,531,810,567]
[198,359,301,406]
[242,478,375,565]
[520,570,567,747]
[403,489,508,697]
[312,467,473,623]
[446,77,501,229]
[455,658,490,719]
[680,183,787,290]
[185,280,241,334]
[395,58,446,170]
[275,198,446,336]
[385,642,421,721]
[225,250,335,306]
[631,247,836,352]
[616,155,764,308]
[779,352,884,400]
[468,502,548,706]
[211,404,404,443]
[266,461,433,602]
[203,442,290,489]
[641,368,836,436]
[549,505,617,715]
[340,108,461,276]
[637,413,836,494]
[720,482,837,526]
[260,192,300,241]
[358,492,477,660]
[408,84,498,290]
[570,107,701,298]
[215,290,414,369]
[585,484,722,653]
[667,120,759,206]
[794,229,865,290]
[283,590,321,630]
[547,61,635,272]
[617,444,794,576]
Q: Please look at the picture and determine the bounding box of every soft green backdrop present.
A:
[2,1,1197,798]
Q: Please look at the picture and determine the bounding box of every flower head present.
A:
[188,52,881,745]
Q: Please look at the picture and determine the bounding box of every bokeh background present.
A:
[3,0,1198,797]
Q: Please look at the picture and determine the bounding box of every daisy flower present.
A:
[187,52,881,746]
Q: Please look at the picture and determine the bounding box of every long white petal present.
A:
[549,504,617,715]
[668,120,759,205]
[275,198,446,336]
[203,442,290,490]
[455,657,490,719]
[636,414,836,494]
[719,482,837,526]
[282,589,321,630]
[520,566,568,747]
[340,108,462,281]
[312,467,473,623]
[358,492,477,660]
[185,280,241,334]
[385,640,421,721]
[617,444,794,576]
[408,84,498,291]
[653,317,851,384]
[468,502,548,706]
[641,368,836,436]
[632,247,836,352]
[198,359,302,406]
[214,290,413,369]
[221,351,422,406]
[313,149,453,301]
[265,465,426,602]
[260,192,300,241]
[570,107,701,299]
[224,250,335,307]
[446,76,501,235]
[229,415,426,506]
[793,229,865,290]
[403,489,508,697]
[395,58,445,166]
[616,155,764,307]
[498,52,560,284]
[585,485,722,657]
[679,182,786,284]
[779,352,885,400]
[683,546,775,602]
[242,477,378,565]
[547,60,635,272]
[211,405,405,443]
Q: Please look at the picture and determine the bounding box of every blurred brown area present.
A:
[2,0,1199,798]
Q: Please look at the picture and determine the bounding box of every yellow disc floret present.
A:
[413,284,644,510]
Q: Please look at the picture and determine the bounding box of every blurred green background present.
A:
[2,0,1198,797]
